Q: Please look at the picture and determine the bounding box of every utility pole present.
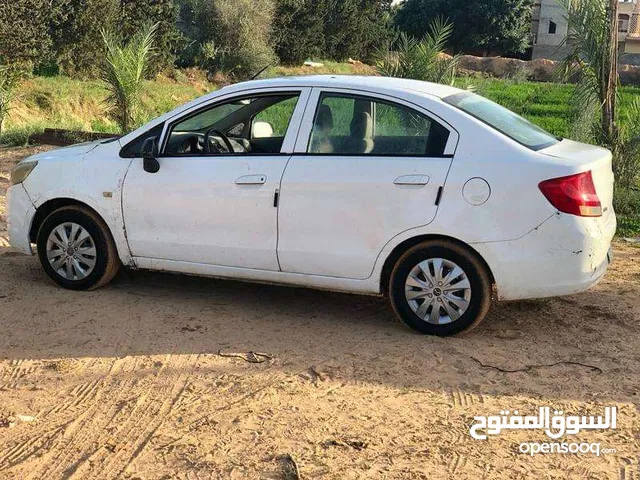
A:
[603,0,618,144]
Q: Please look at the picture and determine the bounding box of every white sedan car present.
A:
[7,75,616,336]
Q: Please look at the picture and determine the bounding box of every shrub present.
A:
[375,19,459,85]
[189,0,277,80]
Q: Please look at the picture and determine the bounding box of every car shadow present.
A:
[1,250,639,405]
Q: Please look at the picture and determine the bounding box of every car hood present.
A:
[24,139,120,162]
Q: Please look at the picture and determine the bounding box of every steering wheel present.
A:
[204,128,235,154]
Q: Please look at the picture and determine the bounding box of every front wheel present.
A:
[389,240,491,336]
[37,206,120,290]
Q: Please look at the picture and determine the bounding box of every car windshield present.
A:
[443,91,560,151]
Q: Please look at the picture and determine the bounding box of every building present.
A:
[531,0,640,63]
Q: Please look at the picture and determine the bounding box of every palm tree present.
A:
[560,0,640,190]
[559,0,617,142]
[375,19,459,85]
[100,23,158,133]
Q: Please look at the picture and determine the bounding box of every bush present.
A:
[188,0,277,80]
[375,20,459,85]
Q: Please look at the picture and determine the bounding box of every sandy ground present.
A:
[0,146,639,479]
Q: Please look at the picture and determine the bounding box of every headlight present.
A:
[9,161,38,186]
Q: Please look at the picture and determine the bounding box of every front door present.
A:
[277,90,457,279]
[122,89,308,270]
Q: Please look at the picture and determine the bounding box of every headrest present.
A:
[316,104,334,131]
[252,121,274,138]
[350,111,373,138]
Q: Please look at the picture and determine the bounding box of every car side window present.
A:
[308,93,450,157]
[164,93,300,156]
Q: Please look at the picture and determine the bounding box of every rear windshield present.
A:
[443,91,560,151]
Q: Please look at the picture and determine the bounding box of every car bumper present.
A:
[473,211,616,301]
[6,184,35,255]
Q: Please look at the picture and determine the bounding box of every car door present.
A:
[122,88,310,271]
[277,88,458,279]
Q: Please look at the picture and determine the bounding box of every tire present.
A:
[389,240,491,336]
[36,206,120,290]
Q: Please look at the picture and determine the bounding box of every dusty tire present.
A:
[389,240,491,336]
[36,206,120,290]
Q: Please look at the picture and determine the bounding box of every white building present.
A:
[531,0,640,62]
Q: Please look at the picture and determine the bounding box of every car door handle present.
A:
[394,175,430,186]
[235,175,267,185]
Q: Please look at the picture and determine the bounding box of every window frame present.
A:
[295,87,458,158]
[157,87,311,158]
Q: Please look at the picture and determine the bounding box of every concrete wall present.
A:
[533,0,568,46]
[532,44,571,61]
[457,54,640,86]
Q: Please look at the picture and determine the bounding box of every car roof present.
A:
[218,75,463,100]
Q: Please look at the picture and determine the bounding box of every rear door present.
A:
[277,88,458,280]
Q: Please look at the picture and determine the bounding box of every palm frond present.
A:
[374,19,458,85]
[100,23,158,133]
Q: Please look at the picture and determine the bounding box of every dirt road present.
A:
[0,147,639,479]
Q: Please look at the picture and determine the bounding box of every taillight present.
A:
[538,171,602,217]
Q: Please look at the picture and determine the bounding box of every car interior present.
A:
[164,94,300,156]
[128,92,451,158]
[309,94,451,157]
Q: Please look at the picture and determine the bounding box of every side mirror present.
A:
[141,136,160,174]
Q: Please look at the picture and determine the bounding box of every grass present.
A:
[0,63,638,236]
[0,70,212,145]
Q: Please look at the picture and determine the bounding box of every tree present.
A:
[101,23,158,133]
[0,0,52,66]
[51,0,120,76]
[394,0,533,56]
[272,0,393,65]
[119,0,184,74]
[0,65,24,135]
[272,0,326,65]
[323,0,393,62]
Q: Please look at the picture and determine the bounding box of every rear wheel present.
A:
[37,206,120,290]
[389,240,491,336]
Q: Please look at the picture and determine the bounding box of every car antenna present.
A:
[249,63,273,81]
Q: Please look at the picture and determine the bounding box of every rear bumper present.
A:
[6,184,35,255]
[473,211,616,301]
